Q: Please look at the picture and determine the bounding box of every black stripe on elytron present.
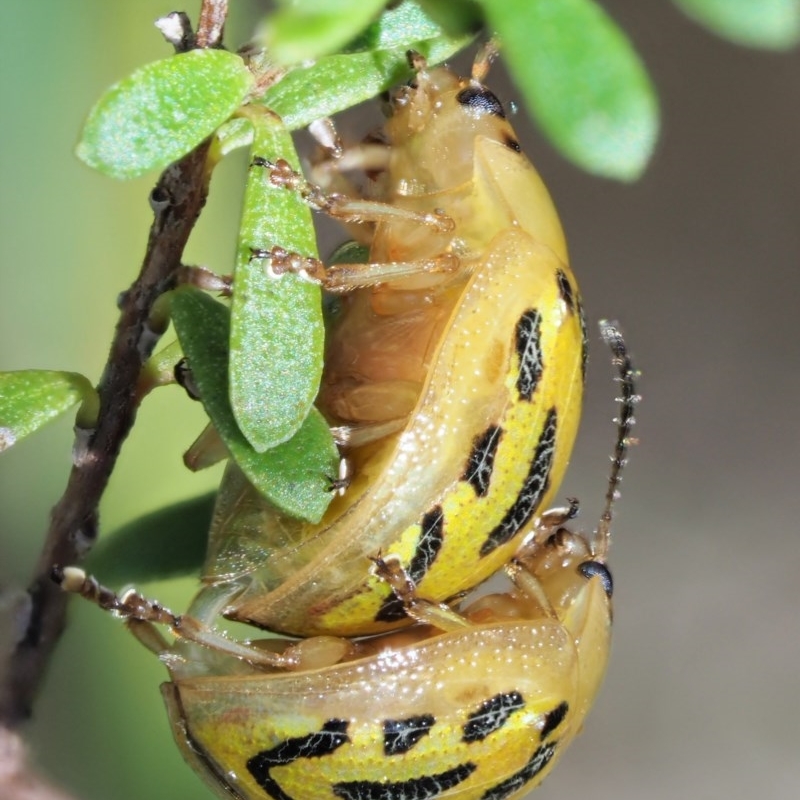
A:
[478,742,557,800]
[515,310,544,401]
[479,409,558,558]
[333,763,477,800]
[462,424,503,497]
[383,715,435,756]
[577,297,589,380]
[246,719,350,800]
[374,506,445,623]
[408,507,445,584]
[539,701,569,741]
[462,692,525,743]
[556,269,576,313]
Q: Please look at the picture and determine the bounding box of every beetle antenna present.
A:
[592,321,639,558]
[472,39,500,83]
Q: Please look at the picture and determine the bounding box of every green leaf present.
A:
[86,493,216,583]
[350,0,480,49]
[261,0,475,129]
[76,49,254,179]
[230,114,323,452]
[214,116,256,158]
[266,0,389,64]
[481,0,659,181]
[170,287,338,522]
[672,0,800,50]
[0,370,94,452]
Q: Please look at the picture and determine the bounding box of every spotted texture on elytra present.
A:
[462,425,503,497]
[479,409,558,557]
[383,714,435,756]
[332,763,477,800]
[246,719,350,800]
[539,701,569,741]
[514,310,544,402]
[479,742,558,800]
[462,692,525,743]
[375,507,445,623]
[456,86,505,118]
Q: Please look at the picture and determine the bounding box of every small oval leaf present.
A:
[481,0,660,181]
[170,287,338,522]
[672,0,800,50]
[86,493,217,583]
[261,0,474,129]
[229,114,323,452]
[76,49,254,179]
[265,0,388,64]
[0,370,94,452]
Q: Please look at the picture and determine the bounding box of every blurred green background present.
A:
[2,2,800,800]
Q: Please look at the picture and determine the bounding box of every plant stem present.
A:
[0,0,226,726]
[0,727,80,800]
[197,0,229,48]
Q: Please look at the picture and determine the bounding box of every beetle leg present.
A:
[126,617,172,656]
[510,499,581,565]
[175,264,232,294]
[307,115,390,182]
[253,156,455,233]
[537,498,581,530]
[504,560,556,617]
[371,555,471,632]
[183,423,228,471]
[308,142,391,190]
[307,117,343,160]
[330,418,407,448]
[53,566,301,670]
[314,253,459,292]
[306,119,393,243]
[251,243,459,292]
[305,116,357,213]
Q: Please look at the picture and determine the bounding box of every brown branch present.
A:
[196,0,229,48]
[0,728,78,800]
[0,0,228,726]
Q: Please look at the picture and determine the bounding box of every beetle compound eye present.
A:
[578,560,614,597]
[456,86,506,118]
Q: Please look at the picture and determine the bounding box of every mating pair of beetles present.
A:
[60,46,638,800]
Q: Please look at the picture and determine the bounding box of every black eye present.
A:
[456,86,506,118]
[578,561,613,597]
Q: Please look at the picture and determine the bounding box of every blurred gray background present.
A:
[1,1,798,799]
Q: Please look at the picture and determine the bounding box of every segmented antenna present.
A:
[592,320,640,558]
[472,40,500,84]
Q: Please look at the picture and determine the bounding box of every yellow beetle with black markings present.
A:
[57,321,637,800]
[203,49,587,637]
